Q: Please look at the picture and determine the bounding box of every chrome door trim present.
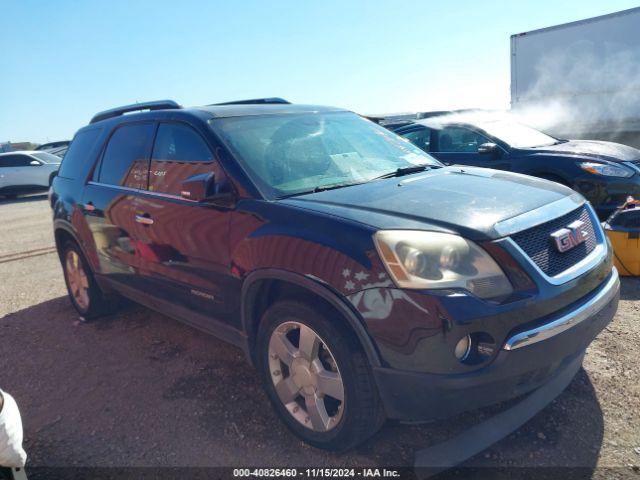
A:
[87,181,198,203]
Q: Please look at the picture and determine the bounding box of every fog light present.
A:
[454,335,472,361]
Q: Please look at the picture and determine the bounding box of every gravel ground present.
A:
[0,196,639,479]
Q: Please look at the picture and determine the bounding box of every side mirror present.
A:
[180,172,216,202]
[30,160,42,166]
[478,143,499,155]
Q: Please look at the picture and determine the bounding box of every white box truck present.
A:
[510,7,640,147]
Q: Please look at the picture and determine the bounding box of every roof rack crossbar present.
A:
[212,97,290,106]
[90,100,182,124]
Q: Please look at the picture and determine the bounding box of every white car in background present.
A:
[0,151,61,199]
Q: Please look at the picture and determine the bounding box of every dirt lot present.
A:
[1,196,639,479]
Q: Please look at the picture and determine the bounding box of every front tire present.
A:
[257,300,385,451]
[61,241,117,319]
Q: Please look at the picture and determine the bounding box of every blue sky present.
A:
[1,0,639,143]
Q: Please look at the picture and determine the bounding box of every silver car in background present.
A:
[0,151,61,199]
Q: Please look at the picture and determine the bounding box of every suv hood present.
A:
[524,140,640,163]
[282,167,581,240]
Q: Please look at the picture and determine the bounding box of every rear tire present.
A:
[61,241,118,319]
[257,299,385,451]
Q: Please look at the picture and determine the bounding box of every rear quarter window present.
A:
[58,128,103,179]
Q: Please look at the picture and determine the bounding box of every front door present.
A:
[133,122,238,328]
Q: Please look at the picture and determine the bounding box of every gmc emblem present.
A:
[551,220,589,253]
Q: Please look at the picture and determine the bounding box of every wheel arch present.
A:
[240,269,382,368]
[53,221,81,260]
[54,220,114,295]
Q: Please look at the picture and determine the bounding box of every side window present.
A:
[434,127,489,153]
[58,129,101,179]
[149,123,217,196]
[402,128,431,152]
[0,155,32,167]
[98,123,154,189]
[0,155,18,167]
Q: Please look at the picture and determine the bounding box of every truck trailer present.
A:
[510,7,640,148]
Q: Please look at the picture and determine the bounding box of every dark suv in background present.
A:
[51,99,619,451]
[390,112,640,219]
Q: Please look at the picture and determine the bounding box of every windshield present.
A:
[475,119,558,148]
[211,111,441,198]
[31,151,62,163]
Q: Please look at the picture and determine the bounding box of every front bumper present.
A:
[372,269,619,421]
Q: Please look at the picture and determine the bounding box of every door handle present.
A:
[135,213,154,225]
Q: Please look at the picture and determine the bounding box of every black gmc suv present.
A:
[50,99,620,451]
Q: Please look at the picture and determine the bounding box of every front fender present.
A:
[240,268,382,368]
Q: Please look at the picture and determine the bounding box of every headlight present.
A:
[578,162,634,178]
[373,230,513,299]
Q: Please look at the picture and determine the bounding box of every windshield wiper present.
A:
[312,181,363,193]
[277,165,441,199]
[372,164,437,180]
[278,181,363,198]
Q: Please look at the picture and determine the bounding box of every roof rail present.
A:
[90,100,182,124]
[213,97,290,106]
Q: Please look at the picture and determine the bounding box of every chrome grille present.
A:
[511,205,598,277]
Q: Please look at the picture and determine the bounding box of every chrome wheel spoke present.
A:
[298,325,320,361]
[268,320,344,432]
[269,331,297,366]
[316,368,344,401]
[305,393,330,431]
[78,288,90,308]
[65,250,89,310]
[274,377,299,404]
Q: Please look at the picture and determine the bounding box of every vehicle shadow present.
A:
[620,277,640,301]
[0,193,48,204]
[3,296,603,477]
[433,367,603,479]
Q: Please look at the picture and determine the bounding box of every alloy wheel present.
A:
[65,250,90,311]
[268,321,345,432]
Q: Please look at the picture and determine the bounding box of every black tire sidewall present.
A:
[257,300,375,450]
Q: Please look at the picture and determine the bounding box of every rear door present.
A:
[0,154,44,188]
[0,155,19,189]
[133,121,238,328]
[81,122,155,289]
